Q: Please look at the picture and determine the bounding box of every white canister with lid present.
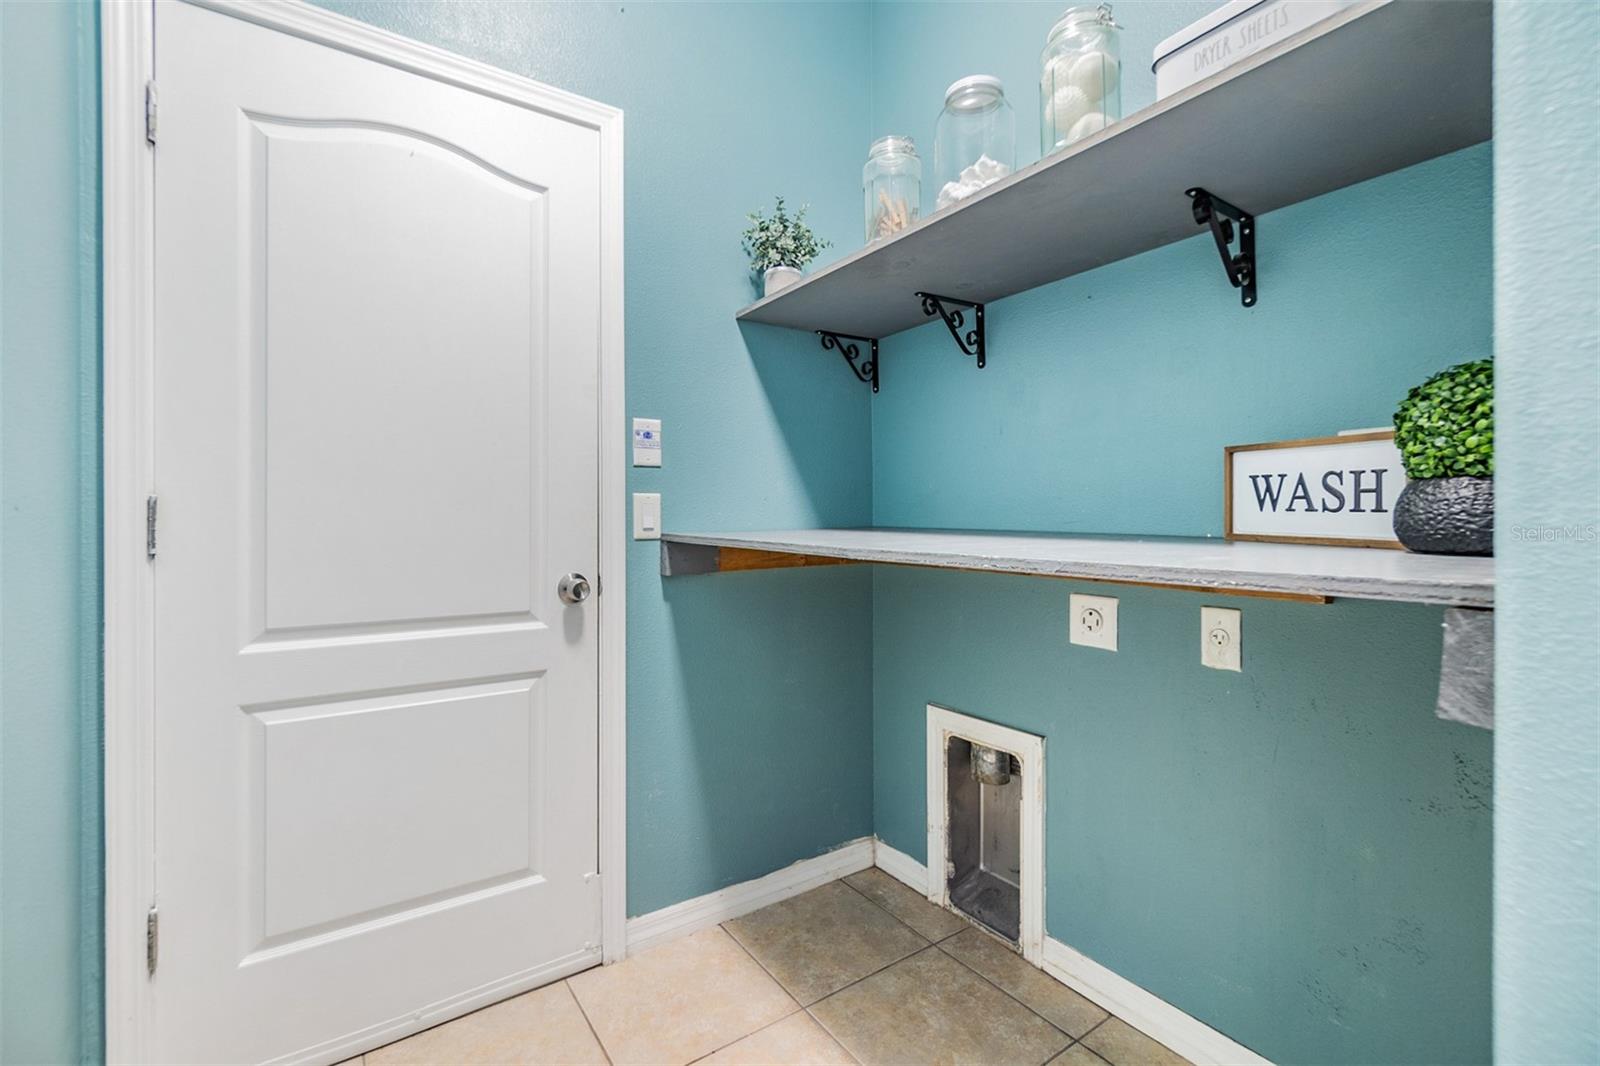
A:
[1152,0,1356,99]
[932,75,1016,212]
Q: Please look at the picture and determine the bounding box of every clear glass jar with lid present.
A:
[1040,4,1122,156]
[933,75,1016,212]
[863,135,921,243]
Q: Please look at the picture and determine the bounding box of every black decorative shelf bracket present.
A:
[1187,187,1257,307]
[816,330,879,393]
[915,292,986,368]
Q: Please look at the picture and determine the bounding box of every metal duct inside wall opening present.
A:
[970,744,1015,785]
[946,736,1022,943]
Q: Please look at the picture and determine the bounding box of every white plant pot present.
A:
[763,265,802,296]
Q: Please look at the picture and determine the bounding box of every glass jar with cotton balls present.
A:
[1040,4,1122,155]
[932,75,1016,212]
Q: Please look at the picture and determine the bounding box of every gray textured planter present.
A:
[1393,476,1494,555]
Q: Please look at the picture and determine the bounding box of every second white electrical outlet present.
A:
[1069,593,1118,651]
[1201,606,1242,671]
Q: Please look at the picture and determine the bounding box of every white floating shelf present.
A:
[736,0,1491,340]
[661,529,1494,607]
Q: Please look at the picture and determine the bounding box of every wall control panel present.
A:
[632,418,662,467]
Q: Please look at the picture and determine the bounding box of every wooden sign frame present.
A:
[1225,430,1404,549]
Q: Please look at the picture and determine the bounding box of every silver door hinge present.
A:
[146,495,158,559]
[146,905,159,976]
[145,80,157,145]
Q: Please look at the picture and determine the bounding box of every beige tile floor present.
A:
[351,868,1193,1066]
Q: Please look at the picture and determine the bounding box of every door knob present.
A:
[558,573,592,605]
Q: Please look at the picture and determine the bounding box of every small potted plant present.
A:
[1392,358,1494,555]
[742,197,830,297]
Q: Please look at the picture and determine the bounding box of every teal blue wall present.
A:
[868,1,1493,530]
[873,571,1491,1065]
[1492,2,1600,1062]
[315,1,878,917]
[870,148,1492,530]
[0,2,103,1063]
[865,3,1493,1062]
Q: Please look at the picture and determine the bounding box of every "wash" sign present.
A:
[1225,431,1406,548]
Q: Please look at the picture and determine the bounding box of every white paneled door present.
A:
[150,4,604,1061]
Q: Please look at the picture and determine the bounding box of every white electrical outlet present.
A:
[632,493,661,540]
[1201,606,1242,671]
[1069,593,1118,651]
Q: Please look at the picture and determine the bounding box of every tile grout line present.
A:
[842,871,1085,1053]
[802,941,1072,1066]
[561,977,615,1066]
[712,923,868,1065]
[930,937,1076,1051]
[744,881,922,1063]
[836,871,968,945]
[716,920,806,1006]
[767,930,929,1009]
[799,1002,862,1066]
[801,940,926,1004]
[689,1014,810,1064]
[692,923,820,1063]
[682,1005,810,1066]
[719,892,928,1062]
[1073,1016,1119,1065]
[720,895,927,1011]
[1075,1036,1117,1066]
[724,873,1111,1066]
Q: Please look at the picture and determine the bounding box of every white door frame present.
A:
[101,2,627,1059]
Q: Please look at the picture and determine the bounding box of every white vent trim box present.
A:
[926,704,1047,964]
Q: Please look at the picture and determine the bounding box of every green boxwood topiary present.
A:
[1393,358,1494,479]
[741,196,830,272]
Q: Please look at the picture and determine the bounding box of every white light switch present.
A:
[633,493,661,540]
[1069,593,1118,652]
[1201,606,1242,671]
[632,418,662,467]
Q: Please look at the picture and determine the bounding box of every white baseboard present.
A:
[1040,939,1271,1066]
[873,837,929,893]
[625,837,874,956]
[871,839,1271,1066]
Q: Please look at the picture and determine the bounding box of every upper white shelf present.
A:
[660,528,1495,607]
[736,0,1491,339]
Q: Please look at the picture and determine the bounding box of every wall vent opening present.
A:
[926,704,1046,962]
[945,737,1023,942]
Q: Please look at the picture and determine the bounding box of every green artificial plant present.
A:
[741,197,830,272]
[1393,358,1494,479]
